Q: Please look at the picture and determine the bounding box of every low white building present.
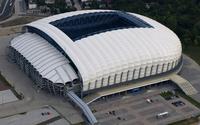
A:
[28,3,37,9]
[45,0,55,4]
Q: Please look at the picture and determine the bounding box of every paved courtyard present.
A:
[90,90,200,125]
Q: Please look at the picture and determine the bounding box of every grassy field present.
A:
[0,16,42,27]
[169,116,200,125]
[183,46,200,65]
[160,91,174,100]
[0,16,43,36]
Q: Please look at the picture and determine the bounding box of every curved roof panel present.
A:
[10,33,78,84]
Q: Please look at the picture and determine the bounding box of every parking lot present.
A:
[90,90,200,125]
[0,106,70,125]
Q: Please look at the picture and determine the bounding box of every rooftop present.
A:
[50,11,153,41]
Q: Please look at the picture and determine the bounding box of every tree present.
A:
[193,21,200,45]
[36,0,45,6]
[165,15,177,31]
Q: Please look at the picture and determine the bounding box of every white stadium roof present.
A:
[11,33,78,84]
[11,10,182,91]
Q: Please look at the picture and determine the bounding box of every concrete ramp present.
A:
[66,91,98,125]
[170,75,198,95]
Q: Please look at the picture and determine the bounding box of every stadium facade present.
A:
[8,10,182,97]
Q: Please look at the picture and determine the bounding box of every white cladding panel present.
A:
[24,10,181,91]
[10,33,78,84]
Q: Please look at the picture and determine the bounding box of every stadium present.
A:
[7,9,185,124]
[8,9,183,97]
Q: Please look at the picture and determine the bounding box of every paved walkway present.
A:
[14,0,26,15]
[0,89,18,104]
[170,74,198,95]
[73,0,82,10]
[180,55,200,102]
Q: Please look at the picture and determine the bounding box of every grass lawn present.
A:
[169,116,199,125]
[183,46,200,65]
[160,91,174,100]
[0,16,42,27]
